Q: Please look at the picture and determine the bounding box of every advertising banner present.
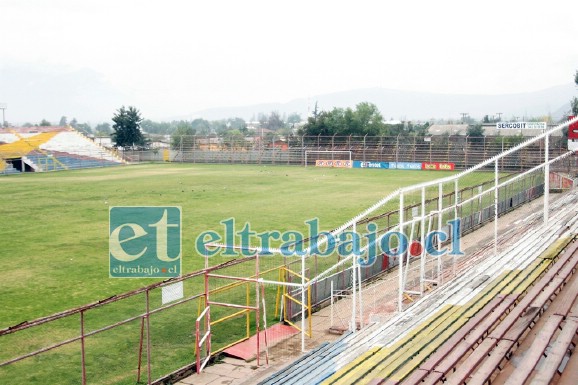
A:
[389,162,422,170]
[351,161,455,171]
[496,122,547,130]
[422,162,455,171]
[315,159,352,168]
[352,161,389,169]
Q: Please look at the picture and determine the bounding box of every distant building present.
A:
[428,124,469,136]
[266,140,288,151]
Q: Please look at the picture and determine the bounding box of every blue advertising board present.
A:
[389,162,422,170]
[352,161,389,169]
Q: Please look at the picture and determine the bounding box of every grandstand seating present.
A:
[39,131,123,164]
[257,330,362,385]
[0,160,20,175]
[0,131,60,158]
[0,128,124,173]
[258,193,578,385]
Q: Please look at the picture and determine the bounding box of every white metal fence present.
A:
[281,116,578,350]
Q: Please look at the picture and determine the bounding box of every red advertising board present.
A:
[422,162,455,171]
[568,116,578,140]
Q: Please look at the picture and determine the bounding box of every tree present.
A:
[171,122,196,150]
[467,124,485,146]
[266,111,285,131]
[141,119,173,135]
[222,129,248,149]
[76,123,92,135]
[349,102,385,136]
[287,113,301,126]
[191,118,211,135]
[258,113,268,129]
[39,119,51,126]
[95,123,112,136]
[299,102,386,137]
[226,117,247,133]
[467,124,485,137]
[70,118,78,128]
[171,122,196,149]
[59,116,68,126]
[111,106,146,148]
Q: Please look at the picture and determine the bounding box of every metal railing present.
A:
[303,116,578,349]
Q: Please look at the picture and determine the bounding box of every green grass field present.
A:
[0,163,496,384]
[0,163,489,328]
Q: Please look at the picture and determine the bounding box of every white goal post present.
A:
[304,150,352,167]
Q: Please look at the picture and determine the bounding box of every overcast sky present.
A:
[1,0,577,124]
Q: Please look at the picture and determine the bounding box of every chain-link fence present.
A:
[129,134,569,169]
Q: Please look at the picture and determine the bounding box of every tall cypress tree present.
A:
[111,106,145,148]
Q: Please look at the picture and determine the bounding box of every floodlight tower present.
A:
[0,103,6,128]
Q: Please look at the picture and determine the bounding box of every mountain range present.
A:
[2,64,575,124]
[192,84,576,122]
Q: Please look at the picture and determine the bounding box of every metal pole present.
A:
[494,160,499,256]
[465,135,469,168]
[255,254,260,366]
[454,179,459,277]
[544,134,549,224]
[195,315,201,373]
[261,284,269,366]
[363,134,367,162]
[398,192,404,312]
[137,316,145,383]
[330,280,334,328]
[204,271,211,371]
[301,253,306,352]
[396,135,400,163]
[420,187,426,295]
[357,261,363,329]
[80,310,86,385]
[437,183,442,283]
[145,290,151,385]
[351,222,357,331]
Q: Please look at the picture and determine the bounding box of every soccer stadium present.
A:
[1,116,578,385]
